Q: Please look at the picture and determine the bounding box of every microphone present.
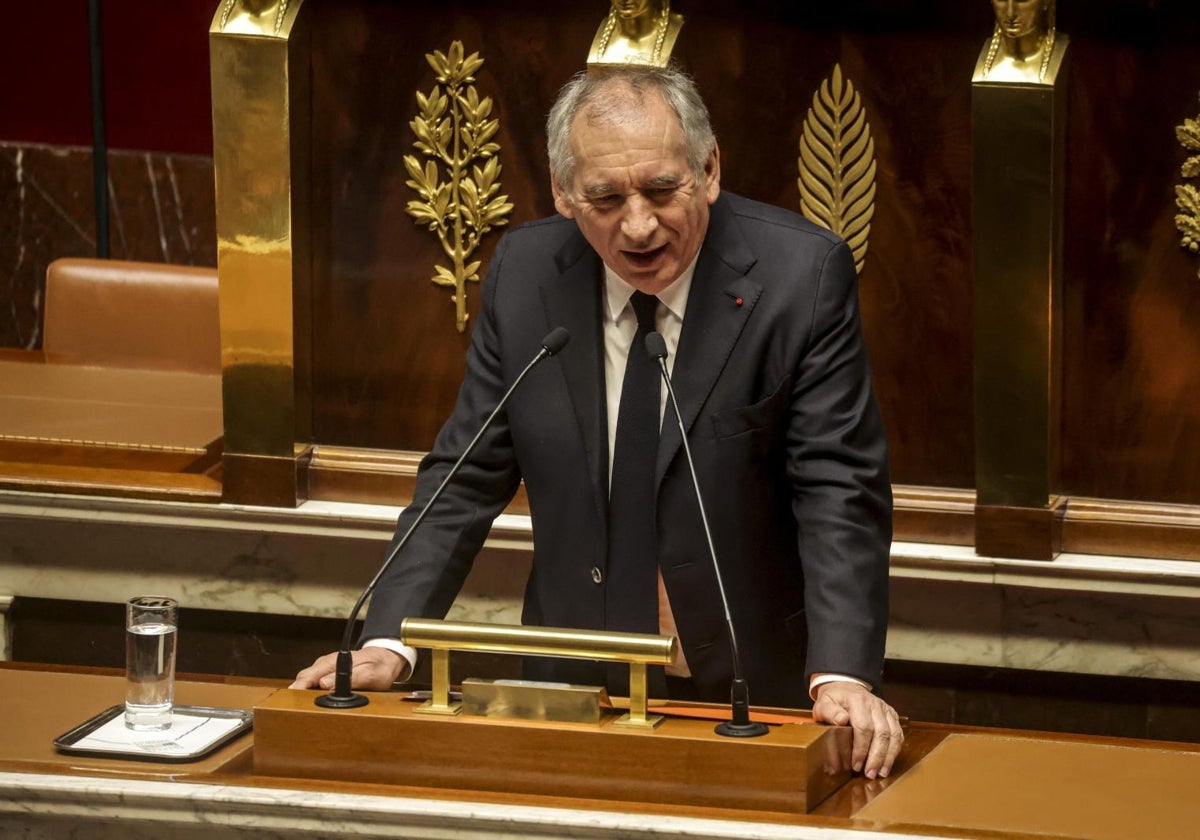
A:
[645,331,769,738]
[316,327,571,708]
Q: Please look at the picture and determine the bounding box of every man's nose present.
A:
[620,196,658,243]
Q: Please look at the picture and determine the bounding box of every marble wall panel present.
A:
[887,578,1005,669]
[0,502,526,677]
[1001,588,1200,682]
[0,142,216,350]
[0,144,94,349]
[889,576,1200,685]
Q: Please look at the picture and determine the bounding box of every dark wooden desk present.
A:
[2,663,1199,839]
[0,350,222,500]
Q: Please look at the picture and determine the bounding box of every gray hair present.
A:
[546,66,716,191]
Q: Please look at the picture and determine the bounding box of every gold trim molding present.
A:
[405,41,513,333]
[797,64,876,276]
[1175,94,1200,280]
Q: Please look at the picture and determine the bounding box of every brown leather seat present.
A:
[42,258,220,373]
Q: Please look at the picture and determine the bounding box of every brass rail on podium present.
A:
[400,618,676,729]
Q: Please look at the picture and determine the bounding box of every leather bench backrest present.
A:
[43,258,220,373]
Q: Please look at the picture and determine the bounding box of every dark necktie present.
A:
[605,291,661,638]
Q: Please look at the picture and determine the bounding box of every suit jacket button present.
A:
[591,567,603,584]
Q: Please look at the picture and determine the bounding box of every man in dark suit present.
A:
[294,66,903,778]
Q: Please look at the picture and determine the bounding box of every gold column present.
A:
[971,39,1069,560]
[209,0,312,507]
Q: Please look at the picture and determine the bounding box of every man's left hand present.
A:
[812,681,904,779]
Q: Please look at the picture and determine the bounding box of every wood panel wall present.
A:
[306,0,983,485]
[4,1,1195,512]
[303,0,1200,507]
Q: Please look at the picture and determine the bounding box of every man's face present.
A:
[552,89,720,296]
[992,0,1045,39]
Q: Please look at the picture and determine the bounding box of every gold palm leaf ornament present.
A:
[404,41,514,333]
[797,64,876,275]
[1176,94,1200,280]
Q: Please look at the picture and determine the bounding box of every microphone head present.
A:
[542,327,571,355]
[645,331,668,361]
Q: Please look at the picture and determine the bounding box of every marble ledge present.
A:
[890,541,1200,599]
[0,771,919,840]
[3,488,1199,600]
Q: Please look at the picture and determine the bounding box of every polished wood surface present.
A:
[975,499,1066,562]
[0,359,221,452]
[221,450,311,508]
[0,664,271,779]
[1062,497,1200,562]
[5,663,1200,837]
[856,732,1200,839]
[893,486,976,546]
[0,350,223,500]
[306,444,529,510]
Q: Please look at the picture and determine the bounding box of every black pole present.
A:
[88,0,109,258]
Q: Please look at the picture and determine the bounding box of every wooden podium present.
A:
[253,688,853,814]
[8,663,1200,838]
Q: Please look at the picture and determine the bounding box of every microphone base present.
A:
[314,691,369,709]
[715,719,770,738]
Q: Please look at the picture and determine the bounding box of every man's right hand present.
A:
[289,647,405,692]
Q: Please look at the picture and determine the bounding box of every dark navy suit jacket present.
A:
[362,192,892,708]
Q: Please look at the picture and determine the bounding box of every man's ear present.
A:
[551,178,576,219]
[703,143,721,206]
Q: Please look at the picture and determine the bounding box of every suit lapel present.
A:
[540,229,609,530]
[656,196,762,485]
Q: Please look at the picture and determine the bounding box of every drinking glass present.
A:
[125,596,178,730]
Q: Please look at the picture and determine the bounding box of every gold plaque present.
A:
[461,678,610,723]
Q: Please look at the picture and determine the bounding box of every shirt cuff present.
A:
[361,637,417,683]
[809,673,873,702]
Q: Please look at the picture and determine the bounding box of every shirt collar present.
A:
[602,252,698,324]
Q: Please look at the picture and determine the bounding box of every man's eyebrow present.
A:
[581,182,617,197]
[644,175,681,188]
[579,174,682,198]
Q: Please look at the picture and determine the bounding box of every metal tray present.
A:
[54,704,253,763]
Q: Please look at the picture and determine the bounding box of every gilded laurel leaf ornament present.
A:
[797,64,876,276]
[404,41,513,333]
[1176,99,1200,277]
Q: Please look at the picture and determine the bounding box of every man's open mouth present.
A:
[624,244,667,268]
